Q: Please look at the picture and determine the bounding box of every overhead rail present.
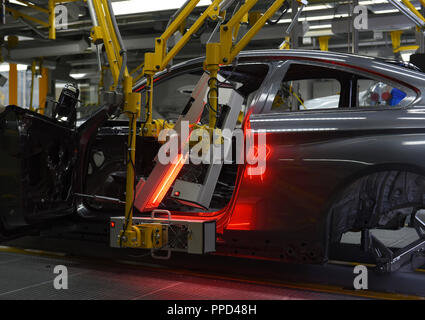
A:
[4,0,76,40]
[388,0,425,33]
[279,0,307,50]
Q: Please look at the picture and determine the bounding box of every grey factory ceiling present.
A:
[0,0,422,83]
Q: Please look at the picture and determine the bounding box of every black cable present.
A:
[219,56,239,88]
[204,57,241,126]
[266,2,290,25]
[119,111,137,248]
[206,77,219,114]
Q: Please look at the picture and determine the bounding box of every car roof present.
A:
[134,49,425,94]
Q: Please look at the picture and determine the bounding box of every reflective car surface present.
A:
[2,50,425,269]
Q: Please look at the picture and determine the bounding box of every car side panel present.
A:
[223,107,425,263]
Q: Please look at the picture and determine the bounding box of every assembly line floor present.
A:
[0,232,424,300]
[0,249,355,300]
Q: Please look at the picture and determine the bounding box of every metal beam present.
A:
[351,0,359,54]
[333,14,415,33]
[8,39,89,60]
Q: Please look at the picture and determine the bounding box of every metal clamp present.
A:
[150,209,172,260]
[151,209,172,221]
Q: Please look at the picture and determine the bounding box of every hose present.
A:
[106,0,127,92]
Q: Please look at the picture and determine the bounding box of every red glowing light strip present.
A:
[146,153,188,209]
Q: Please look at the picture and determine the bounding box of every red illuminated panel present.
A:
[145,153,188,210]
[245,133,271,181]
[226,203,256,231]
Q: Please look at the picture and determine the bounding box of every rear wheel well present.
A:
[323,164,425,251]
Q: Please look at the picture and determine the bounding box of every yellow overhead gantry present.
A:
[5,0,303,250]
[142,0,303,137]
[116,0,305,248]
[4,0,79,40]
[86,0,141,229]
[389,0,425,33]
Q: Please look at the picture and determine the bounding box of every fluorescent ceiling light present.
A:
[359,0,388,4]
[303,5,332,11]
[70,73,87,79]
[112,0,211,15]
[0,63,28,72]
[374,9,399,14]
[287,4,332,13]
[309,24,332,30]
[18,36,34,41]
[279,13,349,24]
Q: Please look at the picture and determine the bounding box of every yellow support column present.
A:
[390,30,403,53]
[319,36,331,51]
[9,63,18,106]
[49,0,56,40]
[39,67,48,115]
[205,43,221,130]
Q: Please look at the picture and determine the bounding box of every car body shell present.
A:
[2,49,425,263]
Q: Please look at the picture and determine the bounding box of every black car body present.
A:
[2,50,425,268]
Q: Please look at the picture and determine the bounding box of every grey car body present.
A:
[2,49,425,270]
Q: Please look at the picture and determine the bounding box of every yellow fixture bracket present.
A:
[142,0,223,135]
[319,36,331,51]
[143,0,290,134]
[130,62,145,85]
[204,0,288,128]
[119,224,167,249]
[144,0,222,75]
[390,30,419,53]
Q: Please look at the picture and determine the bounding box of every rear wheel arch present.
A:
[321,163,425,257]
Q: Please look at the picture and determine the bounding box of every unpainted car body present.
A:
[2,50,425,266]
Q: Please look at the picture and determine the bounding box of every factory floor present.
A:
[0,249,355,300]
[0,231,424,300]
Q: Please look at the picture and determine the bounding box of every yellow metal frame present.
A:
[203,0,287,128]
[9,64,18,106]
[130,62,145,84]
[39,67,48,115]
[13,0,49,13]
[319,36,331,52]
[143,0,222,134]
[113,0,295,248]
[4,0,310,249]
[119,224,166,248]
[279,36,290,50]
[88,0,141,236]
[401,0,425,26]
[5,6,49,27]
[390,30,419,53]
[143,0,289,133]
[5,0,79,40]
